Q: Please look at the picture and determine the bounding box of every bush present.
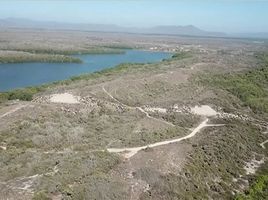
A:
[171,52,192,60]
[202,56,268,113]
[0,86,45,102]
[6,87,43,101]
[33,191,50,200]
[235,175,268,200]
[7,90,33,101]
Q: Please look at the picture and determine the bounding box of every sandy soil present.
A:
[49,93,81,104]
[0,145,6,150]
[244,158,265,175]
[144,107,167,113]
[191,105,218,116]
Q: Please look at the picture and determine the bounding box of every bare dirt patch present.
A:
[244,158,265,175]
[190,105,218,117]
[143,106,167,114]
[49,93,81,104]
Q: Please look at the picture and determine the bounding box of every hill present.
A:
[0,18,226,37]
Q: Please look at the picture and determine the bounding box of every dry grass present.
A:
[0,30,268,199]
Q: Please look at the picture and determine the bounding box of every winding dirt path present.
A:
[107,118,224,158]
[0,165,59,194]
[0,104,28,119]
[102,86,175,127]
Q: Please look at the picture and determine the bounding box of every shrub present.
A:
[201,57,268,113]
[235,175,268,200]
[33,191,50,200]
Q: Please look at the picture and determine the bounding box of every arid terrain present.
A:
[0,30,268,200]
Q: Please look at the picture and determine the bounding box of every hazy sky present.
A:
[0,0,268,33]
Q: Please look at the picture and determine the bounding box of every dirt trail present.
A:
[108,118,224,158]
[0,104,28,119]
[102,86,175,127]
[1,164,59,194]
[260,140,268,149]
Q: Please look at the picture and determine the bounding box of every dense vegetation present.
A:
[0,47,125,55]
[0,53,82,64]
[235,175,268,200]
[199,53,268,199]
[0,87,45,102]
[203,53,268,113]
[101,44,133,50]
[0,46,125,64]
[170,51,192,60]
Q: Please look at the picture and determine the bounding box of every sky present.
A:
[0,0,268,33]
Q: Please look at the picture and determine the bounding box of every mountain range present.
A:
[0,18,267,39]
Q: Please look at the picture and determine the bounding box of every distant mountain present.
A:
[230,32,268,39]
[143,25,226,37]
[0,17,226,38]
[0,18,124,32]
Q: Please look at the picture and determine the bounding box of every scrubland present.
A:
[0,30,268,199]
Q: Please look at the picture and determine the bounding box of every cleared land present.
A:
[0,30,267,200]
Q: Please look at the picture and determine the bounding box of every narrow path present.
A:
[102,86,175,127]
[260,140,268,149]
[0,104,28,119]
[1,164,59,194]
[102,86,127,107]
[107,118,224,158]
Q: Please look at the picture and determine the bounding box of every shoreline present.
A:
[0,48,126,64]
[0,50,176,102]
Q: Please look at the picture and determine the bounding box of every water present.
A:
[0,50,171,91]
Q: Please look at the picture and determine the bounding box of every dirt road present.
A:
[0,104,28,119]
[108,118,224,158]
